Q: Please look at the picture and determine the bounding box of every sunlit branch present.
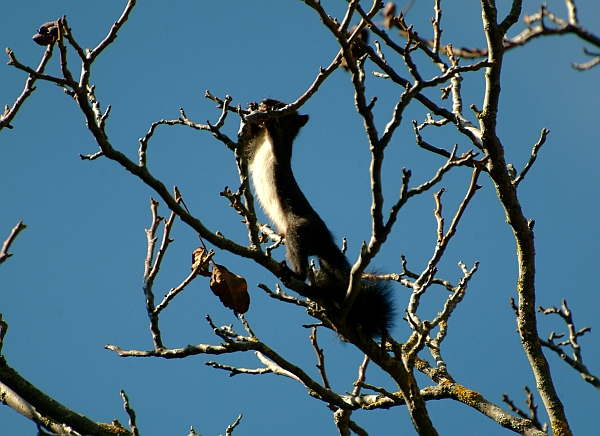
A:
[225,414,243,436]
[5,47,66,87]
[502,387,547,432]
[88,0,137,62]
[478,1,571,433]
[140,195,189,350]
[572,48,600,70]
[413,359,546,435]
[513,128,549,187]
[538,300,599,390]
[120,390,140,436]
[0,222,26,266]
[0,45,54,131]
[0,347,130,435]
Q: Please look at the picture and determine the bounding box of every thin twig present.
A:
[88,0,137,63]
[121,390,140,436]
[1,45,54,131]
[205,361,272,376]
[5,47,66,87]
[538,300,599,390]
[502,386,546,431]
[0,222,27,266]
[406,168,481,352]
[310,327,334,411]
[225,414,243,436]
[513,128,549,187]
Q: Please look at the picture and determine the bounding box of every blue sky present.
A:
[1,1,599,435]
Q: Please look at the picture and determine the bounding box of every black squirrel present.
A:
[244,99,394,339]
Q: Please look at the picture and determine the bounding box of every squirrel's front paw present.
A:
[278,261,305,282]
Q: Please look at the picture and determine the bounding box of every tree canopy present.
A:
[1,1,599,435]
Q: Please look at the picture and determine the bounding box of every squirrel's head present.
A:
[257,99,309,140]
[243,99,309,160]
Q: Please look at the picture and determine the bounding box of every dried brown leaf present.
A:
[32,21,59,46]
[210,264,250,314]
[191,247,213,277]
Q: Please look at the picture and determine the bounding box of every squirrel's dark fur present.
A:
[245,99,394,339]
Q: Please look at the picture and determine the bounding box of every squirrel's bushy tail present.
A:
[317,257,395,339]
[349,276,395,339]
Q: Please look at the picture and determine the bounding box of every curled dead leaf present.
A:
[191,247,214,277]
[210,264,250,314]
[32,21,59,46]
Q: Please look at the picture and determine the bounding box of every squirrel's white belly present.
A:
[249,133,289,235]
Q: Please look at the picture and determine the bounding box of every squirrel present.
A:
[244,99,394,339]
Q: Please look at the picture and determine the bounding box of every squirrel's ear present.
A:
[298,114,309,127]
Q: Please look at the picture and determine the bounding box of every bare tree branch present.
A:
[120,390,140,436]
[538,300,599,390]
[0,45,55,131]
[513,128,549,187]
[503,386,547,432]
[382,0,598,68]
[477,1,572,433]
[573,47,600,70]
[0,351,131,435]
[3,1,597,434]
[225,414,243,436]
[0,222,26,266]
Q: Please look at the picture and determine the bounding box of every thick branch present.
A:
[0,356,129,436]
[478,2,572,434]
